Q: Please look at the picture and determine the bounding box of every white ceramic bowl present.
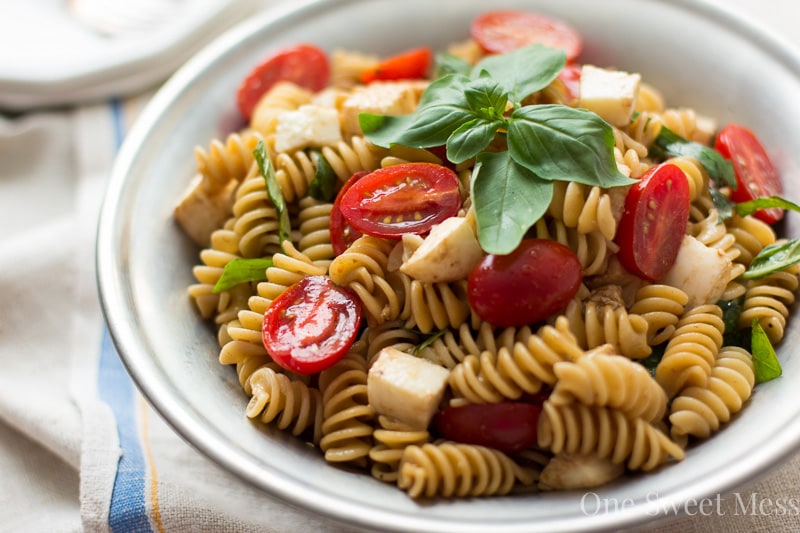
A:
[96,1,800,531]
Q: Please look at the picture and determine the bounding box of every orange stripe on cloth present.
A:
[138,395,165,533]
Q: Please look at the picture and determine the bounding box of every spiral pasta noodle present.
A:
[194,130,263,191]
[397,441,537,498]
[329,235,405,325]
[295,196,335,267]
[537,402,685,471]
[562,296,651,359]
[549,347,668,422]
[547,181,618,241]
[188,228,245,320]
[533,218,618,276]
[405,279,471,334]
[655,304,726,398]
[246,366,323,443]
[448,317,584,404]
[369,415,431,483]
[738,266,800,344]
[725,214,777,266]
[318,349,375,465]
[668,346,755,447]
[629,284,689,346]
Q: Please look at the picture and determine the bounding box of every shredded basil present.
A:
[307,150,339,202]
[253,140,292,247]
[360,44,633,255]
[735,195,800,218]
[751,318,782,383]
[414,329,447,356]
[213,258,273,293]
[649,125,736,189]
[742,239,800,280]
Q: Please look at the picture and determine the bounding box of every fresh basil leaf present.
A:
[471,151,554,254]
[651,126,736,188]
[742,239,800,280]
[213,258,273,293]
[435,52,472,78]
[736,195,800,218]
[253,140,292,246]
[507,105,634,188]
[446,118,504,164]
[360,74,475,149]
[463,75,508,120]
[472,44,566,106]
[751,318,782,383]
[710,185,736,221]
[307,150,338,202]
[718,297,749,348]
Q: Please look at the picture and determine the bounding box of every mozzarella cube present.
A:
[400,216,484,283]
[367,347,449,429]
[273,104,343,153]
[174,173,237,247]
[660,235,732,307]
[340,80,428,136]
[579,65,641,127]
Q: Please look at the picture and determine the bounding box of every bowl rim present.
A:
[96,0,800,531]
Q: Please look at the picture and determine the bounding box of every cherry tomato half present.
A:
[236,44,330,122]
[359,46,433,84]
[471,10,583,62]
[338,163,461,238]
[262,275,362,375]
[468,238,583,327]
[615,163,691,281]
[433,402,542,454]
[714,123,784,224]
[557,63,582,105]
[330,171,368,256]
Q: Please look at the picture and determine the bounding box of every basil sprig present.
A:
[361,44,634,254]
[650,125,736,189]
[253,140,292,247]
[213,258,273,293]
[308,150,338,202]
[742,240,800,280]
[751,318,782,383]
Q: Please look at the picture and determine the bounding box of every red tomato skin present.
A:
[330,171,368,256]
[471,10,583,62]
[262,275,362,375]
[557,63,581,105]
[339,163,461,238]
[236,44,330,121]
[433,402,542,454]
[467,238,583,327]
[615,163,691,281]
[360,47,432,84]
[714,123,784,224]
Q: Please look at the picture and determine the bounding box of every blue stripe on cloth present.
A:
[96,98,155,533]
[98,328,154,533]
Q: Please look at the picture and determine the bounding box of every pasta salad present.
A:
[174,9,800,498]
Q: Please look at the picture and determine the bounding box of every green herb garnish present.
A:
[308,150,338,202]
[213,258,273,293]
[742,239,800,280]
[361,44,633,254]
[414,329,448,356]
[253,140,292,247]
[650,125,736,189]
[735,196,800,218]
[751,318,782,383]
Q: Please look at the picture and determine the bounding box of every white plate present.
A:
[97,0,800,531]
[0,0,255,110]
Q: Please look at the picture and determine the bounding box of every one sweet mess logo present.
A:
[580,491,800,517]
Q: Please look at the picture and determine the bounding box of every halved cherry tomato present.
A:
[467,238,583,327]
[338,163,461,238]
[433,402,542,454]
[714,123,784,224]
[262,275,361,375]
[359,46,432,84]
[471,10,583,62]
[330,171,368,256]
[615,163,690,281]
[236,44,330,121]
